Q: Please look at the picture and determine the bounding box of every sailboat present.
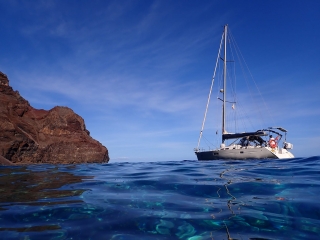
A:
[195,25,294,160]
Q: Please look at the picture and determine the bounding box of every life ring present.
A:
[269,139,277,148]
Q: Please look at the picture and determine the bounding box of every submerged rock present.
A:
[0,71,109,164]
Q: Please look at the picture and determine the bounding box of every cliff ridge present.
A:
[0,71,109,164]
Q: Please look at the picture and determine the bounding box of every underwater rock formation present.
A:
[0,71,109,164]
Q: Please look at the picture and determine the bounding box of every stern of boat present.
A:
[266,147,294,159]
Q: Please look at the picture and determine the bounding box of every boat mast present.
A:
[222,24,227,143]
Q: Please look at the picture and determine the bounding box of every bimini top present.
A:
[222,131,267,141]
[269,127,287,132]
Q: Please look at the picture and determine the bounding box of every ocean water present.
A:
[0,157,319,240]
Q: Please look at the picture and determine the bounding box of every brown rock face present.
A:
[0,71,109,164]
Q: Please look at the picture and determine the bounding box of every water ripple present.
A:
[0,157,319,239]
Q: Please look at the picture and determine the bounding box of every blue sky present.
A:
[0,1,319,161]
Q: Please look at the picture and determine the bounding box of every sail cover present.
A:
[222,131,267,141]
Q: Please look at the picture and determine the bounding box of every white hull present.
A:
[196,146,294,160]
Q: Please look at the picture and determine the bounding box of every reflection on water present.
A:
[0,165,90,204]
[0,165,92,235]
[0,158,319,239]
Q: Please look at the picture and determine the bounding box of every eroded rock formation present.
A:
[0,71,109,164]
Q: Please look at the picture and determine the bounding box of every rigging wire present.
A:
[228,30,265,130]
[202,135,218,149]
[196,30,224,150]
[228,34,253,132]
[228,29,276,128]
[226,38,237,133]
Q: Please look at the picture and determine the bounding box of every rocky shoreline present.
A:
[0,71,109,165]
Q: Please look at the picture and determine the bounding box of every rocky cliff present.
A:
[0,71,109,164]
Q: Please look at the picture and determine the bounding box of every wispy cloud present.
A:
[13,1,221,117]
[18,70,206,115]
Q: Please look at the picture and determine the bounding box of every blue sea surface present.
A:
[0,157,319,240]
